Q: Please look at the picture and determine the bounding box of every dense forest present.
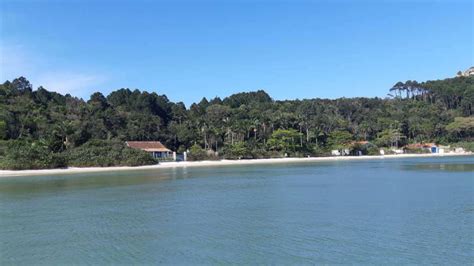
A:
[0,75,473,169]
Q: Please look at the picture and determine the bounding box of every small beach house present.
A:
[126,141,173,159]
[404,143,437,153]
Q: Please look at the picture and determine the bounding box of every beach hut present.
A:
[404,143,435,154]
[126,141,173,159]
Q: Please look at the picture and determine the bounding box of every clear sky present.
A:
[1,0,472,106]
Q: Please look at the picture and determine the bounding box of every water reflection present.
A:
[403,163,474,172]
[0,163,332,196]
[0,169,179,195]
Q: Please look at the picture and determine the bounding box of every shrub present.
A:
[267,129,301,153]
[222,142,251,159]
[0,140,66,170]
[308,145,326,157]
[249,147,278,159]
[187,144,219,161]
[367,146,381,155]
[451,141,474,152]
[66,139,157,167]
[403,147,430,154]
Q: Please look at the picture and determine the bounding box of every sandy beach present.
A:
[0,152,472,177]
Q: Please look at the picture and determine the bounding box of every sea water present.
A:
[1,156,473,264]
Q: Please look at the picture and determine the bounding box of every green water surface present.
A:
[0,156,473,264]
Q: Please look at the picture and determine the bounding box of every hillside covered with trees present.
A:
[0,76,473,169]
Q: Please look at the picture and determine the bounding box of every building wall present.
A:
[151,151,171,158]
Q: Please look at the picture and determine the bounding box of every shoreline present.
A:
[0,152,472,177]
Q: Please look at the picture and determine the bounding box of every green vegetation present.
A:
[66,140,157,167]
[187,144,219,161]
[267,129,301,154]
[446,117,474,138]
[326,130,353,150]
[0,140,66,170]
[223,142,249,159]
[374,129,405,148]
[0,75,473,169]
[451,141,474,152]
[0,139,156,170]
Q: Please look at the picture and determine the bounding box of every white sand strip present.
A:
[0,152,472,177]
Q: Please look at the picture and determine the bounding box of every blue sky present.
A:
[1,0,472,106]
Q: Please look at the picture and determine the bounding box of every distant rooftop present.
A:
[405,143,436,149]
[126,141,172,152]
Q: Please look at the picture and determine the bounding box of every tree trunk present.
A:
[299,126,303,147]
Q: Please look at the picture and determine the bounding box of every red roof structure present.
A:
[126,141,172,152]
[404,143,436,149]
[349,141,369,145]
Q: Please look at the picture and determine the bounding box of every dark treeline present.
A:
[0,76,473,169]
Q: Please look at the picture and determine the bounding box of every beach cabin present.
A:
[404,143,436,154]
[438,145,450,154]
[331,149,349,156]
[126,141,173,159]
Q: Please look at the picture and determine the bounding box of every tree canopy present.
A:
[0,75,472,169]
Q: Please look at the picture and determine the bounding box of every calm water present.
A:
[1,156,473,264]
